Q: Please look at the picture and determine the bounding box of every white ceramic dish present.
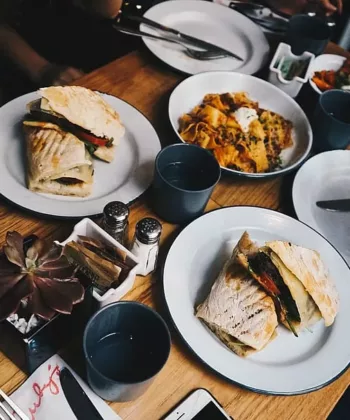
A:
[141,0,270,75]
[163,206,350,395]
[168,71,313,178]
[0,92,161,218]
[293,150,350,265]
[309,54,346,94]
[269,43,315,98]
[59,218,140,307]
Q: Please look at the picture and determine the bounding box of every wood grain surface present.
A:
[0,42,349,420]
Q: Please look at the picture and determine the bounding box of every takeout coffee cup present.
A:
[83,301,171,402]
[312,90,350,152]
[150,144,221,224]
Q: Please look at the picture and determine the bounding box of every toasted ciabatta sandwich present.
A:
[26,86,125,163]
[196,233,278,357]
[23,121,93,197]
[236,232,339,336]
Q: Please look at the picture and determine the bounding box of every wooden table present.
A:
[1,43,349,420]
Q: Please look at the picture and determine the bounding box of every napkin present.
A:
[7,355,122,420]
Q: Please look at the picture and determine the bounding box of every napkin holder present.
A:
[58,218,140,309]
[268,42,315,98]
[0,281,94,374]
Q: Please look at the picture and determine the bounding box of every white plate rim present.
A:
[162,205,350,395]
[0,92,161,219]
[292,150,350,264]
[168,71,313,178]
[141,0,270,76]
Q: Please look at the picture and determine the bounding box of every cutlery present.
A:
[0,388,29,420]
[316,199,350,212]
[113,25,229,60]
[124,15,243,61]
[60,368,103,420]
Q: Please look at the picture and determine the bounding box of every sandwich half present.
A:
[196,233,278,357]
[236,232,339,335]
[24,121,93,197]
[26,86,125,162]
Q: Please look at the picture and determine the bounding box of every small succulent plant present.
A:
[0,231,85,322]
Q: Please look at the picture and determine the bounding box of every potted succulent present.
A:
[0,232,93,373]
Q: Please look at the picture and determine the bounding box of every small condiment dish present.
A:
[268,42,315,98]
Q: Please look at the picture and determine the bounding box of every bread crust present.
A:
[266,241,339,326]
[39,86,125,144]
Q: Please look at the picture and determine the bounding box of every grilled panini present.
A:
[24,121,93,197]
[26,86,124,162]
[196,233,278,357]
[236,233,339,335]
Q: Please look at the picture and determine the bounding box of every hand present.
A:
[309,0,343,15]
[38,64,85,87]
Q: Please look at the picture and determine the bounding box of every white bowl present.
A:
[58,218,140,308]
[168,71,313,178]
[309,54,346,94]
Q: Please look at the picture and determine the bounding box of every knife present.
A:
[316,199,350,212]
[60,368,103,420]
[125,15,244,61]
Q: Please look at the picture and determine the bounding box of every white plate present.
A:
[163,206,350,394]
[293,150,350,265]
[168,71,313,178]
[141,0,270,75]
[0,92,161,218]
[309,54,346,94]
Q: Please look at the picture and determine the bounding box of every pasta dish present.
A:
[179,92,293,173]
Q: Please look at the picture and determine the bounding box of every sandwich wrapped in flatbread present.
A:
[24,121,93,197]
[236,232,339,335]
[196,234,278,357]
[26,86,125,162]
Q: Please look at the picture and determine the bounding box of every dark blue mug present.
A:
[151,144,221,224]
[83,302,171,402]
[313,90,350,152]
[286,14,331,56]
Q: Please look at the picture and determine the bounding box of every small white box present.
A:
[269,43,315,98]
[58,218,140,308]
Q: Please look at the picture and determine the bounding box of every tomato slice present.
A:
[260,272,280,296]
[74,129,109,147]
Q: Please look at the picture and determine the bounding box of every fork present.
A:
[0,389,29,420]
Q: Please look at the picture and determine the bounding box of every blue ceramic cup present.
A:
[313,90,350,152]
[83,302,171,402]
[286,15,331,56]
[151,144,221,224]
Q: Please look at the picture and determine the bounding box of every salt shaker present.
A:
[102,201,129,247]
[131,217,162,276]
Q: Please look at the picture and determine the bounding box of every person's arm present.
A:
[0,24,85,85]
[0,24,49,83]
[80,0,123,19]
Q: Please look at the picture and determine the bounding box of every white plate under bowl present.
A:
[0,92,161,218]
[141,0,270,75]
[309,54,346,94]
[293,150,350,265]
[163,206,350,394]
[168,71,313,178]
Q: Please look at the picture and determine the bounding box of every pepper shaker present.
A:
[131,217,162,276]
[101,201,129,247]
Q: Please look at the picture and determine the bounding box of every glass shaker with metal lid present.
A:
[102,201,129,247]
[131,217,162,276]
